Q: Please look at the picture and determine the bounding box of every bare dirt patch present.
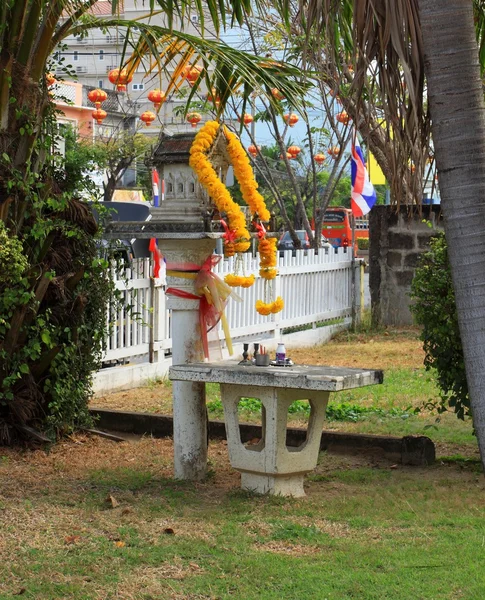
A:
[254,540,322,555]
[289,327,425,371]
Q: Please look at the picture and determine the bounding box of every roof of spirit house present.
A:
[152,131,197,165]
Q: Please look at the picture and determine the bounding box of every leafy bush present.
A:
[357,237,369,250]
[410,233,469,419]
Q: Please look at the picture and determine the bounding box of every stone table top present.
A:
[169,362,384,392]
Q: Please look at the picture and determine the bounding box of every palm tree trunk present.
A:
[418,0,485,465]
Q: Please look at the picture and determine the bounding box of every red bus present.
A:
[321,207,369,253]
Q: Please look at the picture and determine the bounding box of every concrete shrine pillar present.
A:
[161,237,215,480]
[150,131,228,481]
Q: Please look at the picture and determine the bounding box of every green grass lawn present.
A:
[0,438,484,600]
[43,327,478,599]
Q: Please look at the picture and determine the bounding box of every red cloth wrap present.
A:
[165,255,230,359]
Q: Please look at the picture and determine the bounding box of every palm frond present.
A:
[294,0,431,207]
[56,18,310,114]
[474,0,485,73]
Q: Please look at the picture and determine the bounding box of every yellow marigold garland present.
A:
[188,120,283,316]
[224,273,255,288]
[189,121,250,254]
[256,237,282,315]
[224,127,271,222]
[258,237,278,280]
[256,297,284,316]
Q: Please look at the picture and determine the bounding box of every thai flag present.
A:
[152,169,160,207]
[351,133,376,217]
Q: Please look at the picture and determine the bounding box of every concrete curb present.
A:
[90,408,435,466]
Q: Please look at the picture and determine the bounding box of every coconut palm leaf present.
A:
[474,0,485,73]
[293,0,431,206]
[54,17,309,113]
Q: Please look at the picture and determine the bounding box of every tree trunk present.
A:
[419,0,485,466]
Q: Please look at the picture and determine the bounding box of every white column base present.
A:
[240,472,306,497]
[221,383,329,497]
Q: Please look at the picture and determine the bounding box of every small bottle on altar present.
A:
[276,342,286,364]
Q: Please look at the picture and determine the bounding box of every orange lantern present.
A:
[140,111,156,127]
[283,113,299,127]
[271,88,285,101]
[248,144,261,157]
[183,65,203,86]
[206,88,221,106]
[187,112,202,128]
[314,153,326,165]
[46,73,56,86]
[92,108,107,125]
[239,113,254,125]
[287,145,301,158]
[327,146,340,159]
[336,111,350,125]
[87,88,108,108]
[329,89,342,103]
[147,89,166,110]
[108,68,133,92]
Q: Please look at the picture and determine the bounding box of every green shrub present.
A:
[357,237,369,250]
[410,233,469,419]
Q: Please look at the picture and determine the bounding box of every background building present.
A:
[56,0,215,138]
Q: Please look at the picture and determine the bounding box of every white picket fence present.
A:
[103,247,356,361]
[95,247,360,391]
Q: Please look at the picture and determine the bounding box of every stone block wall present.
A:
[369,205,443,326]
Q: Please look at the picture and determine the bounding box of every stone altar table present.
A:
[170,362,383,497]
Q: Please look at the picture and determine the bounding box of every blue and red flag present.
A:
[152,168,160,207]
[351,133,376,217]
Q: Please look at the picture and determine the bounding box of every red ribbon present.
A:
[148,238,162,278]
[165,255,231,359]
[220,219,237,244]
[254,222,267,240]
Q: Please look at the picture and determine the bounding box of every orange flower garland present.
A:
[258,237,277,280]
[189,121,250,254]
[256,237,283,316]
[189,121,283,316]
[224,273,255,288]
[224,127,271,222]
[255,297,284,315]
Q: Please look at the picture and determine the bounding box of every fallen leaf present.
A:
[390,464,398,470]
[105,494,119,508]
[163,527,175,535]
[14,588,26,596]
[114,540,126,548]
[64,535,81,545]
[121,508,132,516]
